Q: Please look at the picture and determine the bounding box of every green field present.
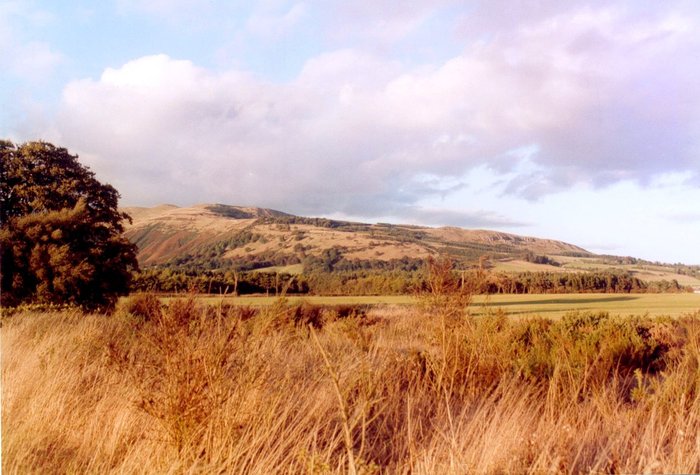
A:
[178,292,700,318]
[473,293,700,318]
[175,294,416,307]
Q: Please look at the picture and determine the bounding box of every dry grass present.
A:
[3,298,700,474]
[123,204,588,269]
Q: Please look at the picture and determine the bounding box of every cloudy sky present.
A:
[2,1,700,263]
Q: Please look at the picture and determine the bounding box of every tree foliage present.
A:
[0,140,138,310]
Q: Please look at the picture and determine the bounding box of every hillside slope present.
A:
[122,203,590,269]
[122,204,700,289]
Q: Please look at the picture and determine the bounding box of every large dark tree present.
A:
[0,140,138,311]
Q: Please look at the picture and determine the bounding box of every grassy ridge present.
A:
[122,203,592,271]
[4,300,700,473]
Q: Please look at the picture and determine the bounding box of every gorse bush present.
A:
[118,292,163,321]
[508,312,671,381]
[412,310,686,406]
[4,304,700,473]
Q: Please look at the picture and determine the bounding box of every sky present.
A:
[2,0,700,264]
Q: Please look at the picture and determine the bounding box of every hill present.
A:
[122,203,700,290]
[123,203,587,266]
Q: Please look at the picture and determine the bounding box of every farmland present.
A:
[492,257,700,288]
[167,292,700,318]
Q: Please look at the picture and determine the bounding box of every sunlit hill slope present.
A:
[122,204,700,288]
[123,203,584,266]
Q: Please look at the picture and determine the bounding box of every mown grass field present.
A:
[475,293,700,318]
[172,292,700,318]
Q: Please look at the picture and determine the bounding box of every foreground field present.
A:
[3,299,700,473]
[183,292,700,318]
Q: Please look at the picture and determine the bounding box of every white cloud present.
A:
[1,2,684,249]
[2,0,698,262]
[55,0,700,214]
[54,53,475,214]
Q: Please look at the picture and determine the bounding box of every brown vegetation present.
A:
[4,292,700,473]
[122,204,700,295]
[122,203,589,269]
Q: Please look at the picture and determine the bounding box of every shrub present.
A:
[109,298,243,459]
[120,293,163,321]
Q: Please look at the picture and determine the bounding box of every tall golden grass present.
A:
[3,297,700,473]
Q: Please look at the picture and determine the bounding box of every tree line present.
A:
[131,267,692,296]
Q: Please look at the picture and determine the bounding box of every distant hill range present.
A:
[123,203,588,266]
[122,203,700,288]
